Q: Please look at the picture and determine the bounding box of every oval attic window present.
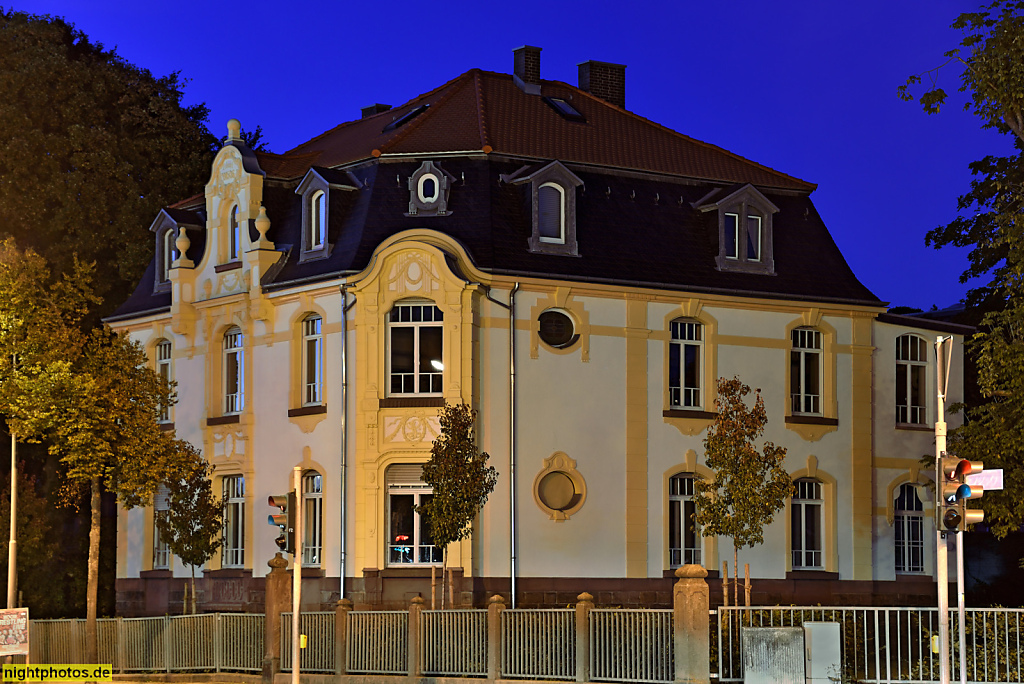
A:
[538,309,578,349]
[538,471,577,511]
[419,174,439,203]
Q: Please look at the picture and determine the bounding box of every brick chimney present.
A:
[513,45,542,95]
[361,103,392,119]
[578,60,626,109]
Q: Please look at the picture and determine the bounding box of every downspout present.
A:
[508,283,519,608]
[340,285,355,597]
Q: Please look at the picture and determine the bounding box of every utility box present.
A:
[803,621,842,683]
[741,627,804,684]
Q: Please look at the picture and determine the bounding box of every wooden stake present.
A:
[722,561,729,607]
[744,563,751,607]
[431,565,437,610]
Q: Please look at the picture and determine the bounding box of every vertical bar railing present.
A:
[500,608,574,680]
[345,611,408,675]
[420,609,487,677]
[280,612,335,673]
[589,609,673,683]
[219,613,264,672]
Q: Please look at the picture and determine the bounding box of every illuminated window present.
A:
[388,303,443,395]
[386,465,440,566]
[224,327,244,414]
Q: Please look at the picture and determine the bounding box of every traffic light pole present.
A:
[935,335,951,684]
[956,530,967,684]
[292,466,302,684]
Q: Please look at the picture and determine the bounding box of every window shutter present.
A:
[154,485,170,511]
[386,465,425,488]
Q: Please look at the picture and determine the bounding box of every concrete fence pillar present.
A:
[487,594,506,679]
[673,565,710,684]
[334,598,352,675]
[262,553,291,684]
[407,596,424,678]
[575,592,594,682]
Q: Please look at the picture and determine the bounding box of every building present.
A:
[106,47,969,616]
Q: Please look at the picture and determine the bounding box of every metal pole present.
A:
[957,531,967,684]
[7,430,15,609]
[292,466,302,684]
[935,335,950,684]
[508,283,518,608]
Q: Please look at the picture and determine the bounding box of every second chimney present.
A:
[578,60,626,109]
[513,45,542,93]
[361,103,392,119]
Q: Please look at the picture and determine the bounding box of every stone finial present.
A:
[226,118,242,142]
[173,227,193,267]
[488,594,506,606]
[410,596,425,606]
[254,206,272,245]
[268,552,288,570]
[336,598,353,610]
[577,591,594,603]
[675,564,709,579]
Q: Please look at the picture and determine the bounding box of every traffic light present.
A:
[937,453,984,532]
[268,492,296,554]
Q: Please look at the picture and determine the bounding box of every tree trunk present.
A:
[86,476,100,664]
[182,580,188,616]
[440,547,447,610]
[733,544,739,613]
[190,566,197,615]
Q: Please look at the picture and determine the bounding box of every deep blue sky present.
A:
[12,0,1012,309]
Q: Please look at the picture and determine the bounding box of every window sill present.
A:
[288,405,327,417]
[896,423,932,432]
[207,415,240,426]
[785,415,839,426]
[380,397,445,409]
[297,248,330,264]
[158,422,175,432]
[214,261,242,273]
[663,409,717,420]
[786,570,838,581]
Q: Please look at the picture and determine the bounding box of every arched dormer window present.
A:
[295,167,358,261]
[538,183,565,243]
[309,191,326,251]
[500,160,583,256]
[696,184,778,274]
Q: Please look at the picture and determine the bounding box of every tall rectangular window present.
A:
[303,471,323,566]
[229,206,240,261]
[894,484,925,574]
[896,334,928,425]
[388,303,443,395]
[224,327,244,414]
[791,328,822,415]
[724,213,739,259]
[303,315,323,405]
[746,214,762,262]
[668,474,701,567]
[386,465,441,566]
[791,478,823,570]
[153,484,170,570]
[156,340,172,423]
[669,321,703,409]
[222,475,245,568]
[309,191,326,250]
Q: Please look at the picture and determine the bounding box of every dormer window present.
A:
[538,183,565,243]
[418,174,439,203]
[310,191,326,250]
[501,160,583,256]
[695,184,778,275]
[407,161,454,217]
[228,206,240,261]
[160,229,178,283]
[295,167,359,262]
[148,208,202,293]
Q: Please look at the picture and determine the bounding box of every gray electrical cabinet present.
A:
[803,621,842,683]
[741,627,804,684]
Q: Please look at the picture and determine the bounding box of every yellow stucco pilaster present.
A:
[624,296,651,577]
[850,314,875,580]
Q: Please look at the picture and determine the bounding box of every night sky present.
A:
[11,0,1011,309]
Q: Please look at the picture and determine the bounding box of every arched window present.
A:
[388,302,443,396]
[538,183,565,243]
[161,229,178,283]
[229,206,240,260]
[669,320,703,409]
[791,478,823,569]
[303,315,323,405]
[156,339,172,423]
[224,327,244,414]
[894,483,925,574]
[303,471,323,566]
[896,334,928,425]
[309,191,326,250]
[668,474,701,567]
[791,328,822,415]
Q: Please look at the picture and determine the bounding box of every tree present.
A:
[0,9,216,316]
[154,448,224,614]
[693,377,792,605]
[0,470,63,615]
[417,402,498,608]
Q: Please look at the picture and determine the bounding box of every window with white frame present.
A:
[669,320,703,409]
[791,478,823,570]
[224,327,244,414]
[668,474,701,567]
[303,471,323,566]
[222,475,245,568]
[896,334,928,425]
[303,315,323,405]
[388,302,443,395]
[153,484,170,570]
[160,229,178,283]
[309,191,326,251]
[386,465,441,566]
[538,183,565,243]
[723,211,764,262]
[791,328,822,415]
[156,339,172,423]
[894,483,925,574]
[229,206,240,261]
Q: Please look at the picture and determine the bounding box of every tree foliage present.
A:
[694,377,792,593]
[154,449,224,614]
[418,403,498,556]
[0,470,65,616]
[0,9,216,315]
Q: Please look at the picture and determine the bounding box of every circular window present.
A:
[538,309,578,349]
[538,471,576,511]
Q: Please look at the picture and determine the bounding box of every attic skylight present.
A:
[542,97,585,122]
[382,104,429,132]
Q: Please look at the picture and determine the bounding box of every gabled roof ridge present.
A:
[473,70,490,151]
[168,192,204,210]
[542,75,817,192]
[378,69,480,154]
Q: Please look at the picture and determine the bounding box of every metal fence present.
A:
[346,610,407,675]
[421,609,487,676]
[590,609,674,683]
[501,608,575,680]
[716,605,1024,684]
[280,612,335,673]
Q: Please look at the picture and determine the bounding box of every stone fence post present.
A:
[262,553,291,684]
[407,596,424,678]
[334,598,352,675]
[673,565,710,684]
[575,592,594,682]
[487,594,505,679]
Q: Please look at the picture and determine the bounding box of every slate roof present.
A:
[108,66,885,322]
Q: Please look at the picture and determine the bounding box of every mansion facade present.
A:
[107,47,967,615]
